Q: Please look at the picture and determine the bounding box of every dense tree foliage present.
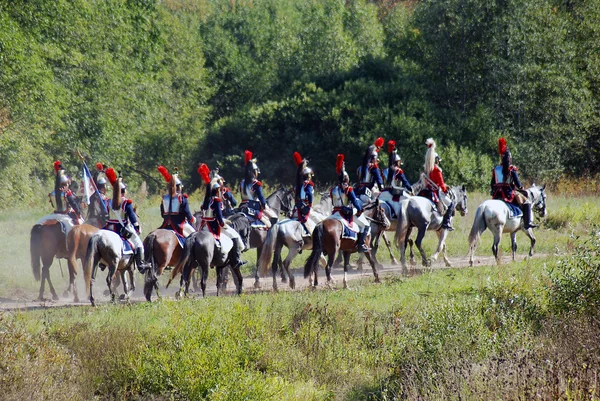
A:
[0,0,598,206]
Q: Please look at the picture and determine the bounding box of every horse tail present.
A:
[468,204,487,249]
[304,224,324,279]
[258,223,279,277]
[168,234,194,288]
[83,233,100,293]
[30,225,43,281]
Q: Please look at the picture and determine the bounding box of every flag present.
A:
[82,162,108,215]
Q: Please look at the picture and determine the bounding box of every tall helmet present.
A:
[158,165,176,196]
[210,178,221,191]
[302,167,313,176]
[498,137,512,168]
[210,167,224,184]
[336,154,349,183]
[374,137,385,151]
[97,177,107,186]
[173,167,183,188]
[387,140,402,166]
[244,150,259,186]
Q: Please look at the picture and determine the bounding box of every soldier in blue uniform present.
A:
[331,154,371,253]
[210,168,237,217]
[42,161,83,228]
[157,165,196,237]
[239,150,274,227]
[356,137,385,204]
[198,164,247,269]
[385,140,412,197]
[491,137,537,229]
[292,152,314,236]
[103,168,150,273]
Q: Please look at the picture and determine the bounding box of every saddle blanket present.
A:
[35,214,74,235]
[122,238,134,255]
[241,212,268,229]
[505,202,523,219]
[326,214,358,240]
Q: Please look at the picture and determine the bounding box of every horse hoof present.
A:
[253,281,261,289]
[63,290,70,298]
[469,261,474,267]
[375,277,381,284]
[410,259,417,266]
[290,280,296,290]
[119,294,127,300]
[52,295,59,301]
[103,289,110,297]
[281,277,288,284]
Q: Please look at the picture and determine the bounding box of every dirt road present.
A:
[0,253,540,311]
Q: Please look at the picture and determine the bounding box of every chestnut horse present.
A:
[142,229,184,301]
[30,221,69,301]
[303,200,390,289]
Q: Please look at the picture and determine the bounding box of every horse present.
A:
[257,193,333,291]
[83,229,138,306]
[141,228,185,301]
[168,230,244,298]
[394,185,469,272]
[30,221,69,301]
[303,200,390,289]
[467,185,547,266]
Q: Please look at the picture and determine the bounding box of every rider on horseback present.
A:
[491,137,538,230]
[419,138,455,231]
[332,154,371,253]
[293,152,314,237]
[49,160,83,227]
[356,137,385,204]
[199,164,247,269]
[157,165,196,237]
[103,168,150,273]
[385,140,412,199]
[239,150,272,228]
[210,168,237,217]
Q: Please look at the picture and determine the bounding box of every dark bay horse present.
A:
[303,200,390,289]
[30,221,69,301]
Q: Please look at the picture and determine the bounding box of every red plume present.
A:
[336,154,345,175]
[244,150,253,164]
[197,164,211,185]
[498,137,507,155]
[374,137,384,149]
[387,140,396,153]
[95,162,104,171]
[53,160,62,173]
[293,151,303,166]
[105,168,118,186]
[157,165,171,183]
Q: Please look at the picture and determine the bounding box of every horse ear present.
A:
[542,183,546,191]
[462,184,466,191]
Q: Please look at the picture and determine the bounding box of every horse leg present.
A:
[523,227,536,257]
[106,264,117,303]
[415,226,429,267]
[216,267,223,296]
[364,250,380,283]
[326,251,336,288]
[65,252,79,302]
[333,250,343,269]
[406,227,416,266]
[370,230,382,270]
[357,252,364,272]
[343,252,351,271]
[281,245,299,290]
[430,230,450,267]
[230,264,244,295]
[381,232,398,265]
[441,240,452,268]
[492,227,502,265]
[510,232,518,261]
[271,242,284,291]
[43,258,59,301]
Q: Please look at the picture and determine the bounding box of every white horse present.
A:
[257,194,332,290]
[394,185,469,271]
[468,185,547,266]
[84,229,137,306]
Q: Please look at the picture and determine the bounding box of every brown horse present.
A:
[30,221,69,301]
[65,224,100,302]
[142,229,184,301]
[303,200,390,289]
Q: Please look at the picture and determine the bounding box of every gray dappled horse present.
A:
[257,193,333,291]
[467,185,547,266]
[168,230,244,298]
[394,185,468,271]
[84,229,137,306]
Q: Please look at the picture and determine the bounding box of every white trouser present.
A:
[183,222,196,237]
[122,224,144,250]
[354,213,370,233]
[221,225,245,250]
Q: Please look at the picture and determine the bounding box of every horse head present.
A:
[529,184,547,218]
[266,186,295,217]
[451,185,468,216]
[365,199,391,230]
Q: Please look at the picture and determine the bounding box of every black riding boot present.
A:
[441,202,456,231]
[522,203,538,229]
[135,248,151,274]
[301,222,310,237]
[356,231,369,253]
[231,239,248,269]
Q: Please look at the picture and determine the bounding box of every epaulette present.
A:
[126,199,133,204]
[213,197,222,202]
[65,190,73,196]
[346,187,354,194]
[305,181,314,187]
[509,165,519,172]
[398,168,404,174]
[255,181,263,187]
[183,194,189,198]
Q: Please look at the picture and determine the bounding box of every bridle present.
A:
[363,202,390,228]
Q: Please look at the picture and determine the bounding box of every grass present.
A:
[1,190,600,399]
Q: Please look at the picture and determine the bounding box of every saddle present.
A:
[504,202,523,219]
[327,214,359,240]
